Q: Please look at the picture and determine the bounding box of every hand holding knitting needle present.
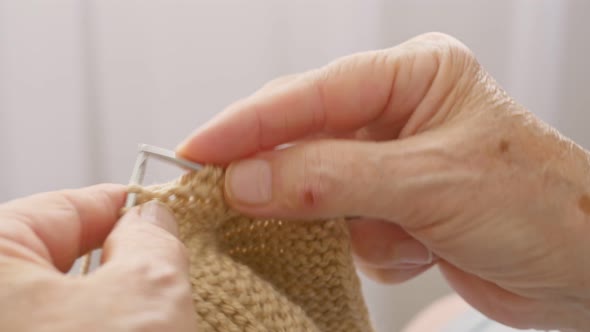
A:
[0,188,197,331]
[178,32,590,332]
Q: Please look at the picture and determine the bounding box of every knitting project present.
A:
[129,166,374,332]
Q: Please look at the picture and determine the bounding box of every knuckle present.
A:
[128,259,187,289]
[416,32,468,52]
[94,258,194,331]
[401,32,483,116]
[411,32,477,67]
[417,32,460,45]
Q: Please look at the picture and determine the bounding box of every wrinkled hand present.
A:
[178,33,590,331]
[0,186,196,332]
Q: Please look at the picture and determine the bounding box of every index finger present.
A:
[176,33,464,165]
[0,184,126,272]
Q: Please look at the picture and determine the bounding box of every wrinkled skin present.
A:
[178,33,590,331]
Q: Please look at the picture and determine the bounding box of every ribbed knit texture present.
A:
[128,166,374,332]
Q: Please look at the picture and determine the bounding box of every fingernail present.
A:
[140,200,179,237]
[226,159,272,205]
[366,266,431,284]
[391,239,434,266]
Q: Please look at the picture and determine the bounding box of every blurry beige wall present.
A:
[1,1,588,331]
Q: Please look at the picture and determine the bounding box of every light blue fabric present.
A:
[441,307,557,332]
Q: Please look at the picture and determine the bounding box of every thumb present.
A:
[100,200,189,274]
[224,136,458,222]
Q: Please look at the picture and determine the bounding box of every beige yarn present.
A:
[129,166,374,332]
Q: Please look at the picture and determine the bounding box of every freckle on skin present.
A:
[499,139,510,153]
[578,194,590,215]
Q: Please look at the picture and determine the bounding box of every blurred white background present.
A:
[1,1,588,331]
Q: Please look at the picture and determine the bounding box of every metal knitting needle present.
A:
[125,144,203,208]
[81,144,203,274]
[140,144,204,173]
[124,149,148,208]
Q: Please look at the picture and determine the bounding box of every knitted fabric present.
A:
[128,166,374,332]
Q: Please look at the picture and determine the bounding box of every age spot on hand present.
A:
[578,194,590,215]
[499,139,510,153]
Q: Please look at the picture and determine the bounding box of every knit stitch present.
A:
[129,166,374,332]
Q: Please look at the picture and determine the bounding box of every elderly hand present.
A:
[178,33,590,331]
[0,186,196,332]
